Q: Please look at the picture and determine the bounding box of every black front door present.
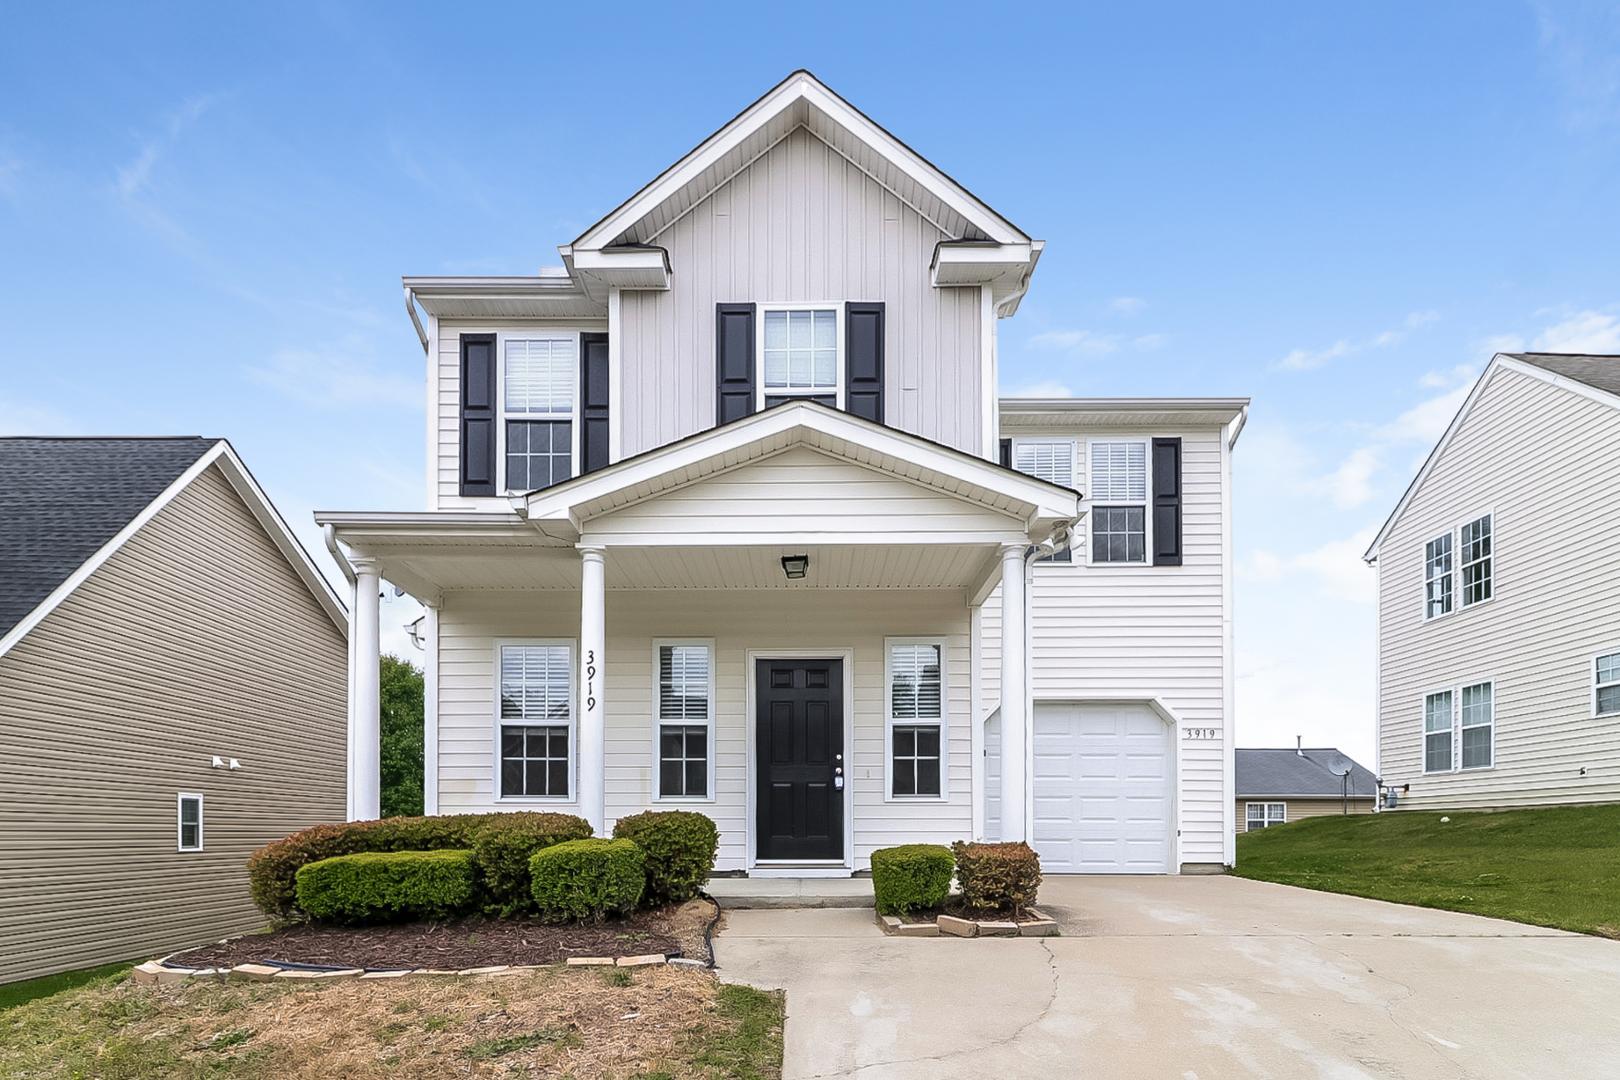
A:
[756,659,844,861]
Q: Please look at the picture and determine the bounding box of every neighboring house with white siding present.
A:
[1235,746,1376,834]
[0,438,348,984]
[319,70,1248,875]
[1366,353,1620,811]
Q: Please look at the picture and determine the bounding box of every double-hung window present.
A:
[177,793,203,852]
[498,642,574,799]
[1596,652,1620,718]
[1424,533,1453,618]
[1013,439,1076,562]
[1422,512,1492,620]
[1245,802,1286,831]
[761,306,840,408]
[656,642,713,800]
[503,336,576,493]
[1459,514,1492,607]
[887,640,944,799]
[1423,681,1494,773]
[1087,439,1149,564]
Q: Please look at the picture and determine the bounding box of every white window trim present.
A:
[1244,801,1286,831]
[1595,649,1620,719]
[496,330,584,497]
[177,792,204,853]
[1011,436,1079,566]
[1420,507,1495,622]
[1421,679,1496,774]
[755,303,844,410]
[652,638,717,803]
[884,636,948,803]
[492,638,578,803]
[1084,437,1153,567]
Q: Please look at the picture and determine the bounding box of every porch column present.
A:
[349,554,382,822]
[997,542,1028,842]
[578,545,607,834]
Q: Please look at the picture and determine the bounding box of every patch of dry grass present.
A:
[0,965,782,1079]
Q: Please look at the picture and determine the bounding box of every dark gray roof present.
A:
[1508,353,1620,397]
[1236,748,1377,799]
[0,437,217,638]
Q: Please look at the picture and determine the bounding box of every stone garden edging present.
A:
[875,905,1059,938]
[132,951,709,986]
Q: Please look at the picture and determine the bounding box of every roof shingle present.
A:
[1235,748,1377,798]
[1507,352,1620,397]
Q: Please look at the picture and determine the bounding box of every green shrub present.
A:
[249,812,591,920]
[951,841,1042,916]
[529,839,645,923]
[611,810,719,905]
[294,850,477,923]
[472,813,595,916]
[870,844,954,915]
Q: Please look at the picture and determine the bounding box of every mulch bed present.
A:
[168,898,717,971]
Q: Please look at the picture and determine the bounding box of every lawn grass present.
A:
[0,965,784,1078]
[0,960,138,1010]
[1233,804,1620,936]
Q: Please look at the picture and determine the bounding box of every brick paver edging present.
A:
[875,906,1060,938]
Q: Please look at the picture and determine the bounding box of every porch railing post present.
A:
[578,544,607,834]
[998,542,1029,842]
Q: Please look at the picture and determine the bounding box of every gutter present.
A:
[323,523,357,586]
[404,286,429,354]
[1226,404,1249,450]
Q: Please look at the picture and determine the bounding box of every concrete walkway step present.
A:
[706,876,874,909]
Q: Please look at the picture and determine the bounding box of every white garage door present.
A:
[986,702,1174,873]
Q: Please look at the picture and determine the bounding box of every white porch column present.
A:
[349,554,382,822]
[997,542,1029,842]
[578,545,607,834]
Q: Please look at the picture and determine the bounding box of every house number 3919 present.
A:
[585,650,597,712]
[1183,727,1218,740]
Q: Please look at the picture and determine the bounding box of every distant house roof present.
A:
[0,437,217,638]
[1236,748,1377,799]
[1506,352,1620,397]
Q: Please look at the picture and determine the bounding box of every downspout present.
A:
[405,286,429,354]
[324,523,357,586]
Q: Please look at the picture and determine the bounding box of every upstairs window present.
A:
[503,337,576,493]
[1459,514,1492,607]
[1088,439,1149,564]
[887,640,944,799]
[761,307,840,407]
[498,642,574,799]
[177,793,203,852]
[1596,652,1620,718]
[1012,439,1075,563]
[1422,512,1493,621]
[1245,802,1286,830]
[1424,533,1453,619]
[656,642,713,800]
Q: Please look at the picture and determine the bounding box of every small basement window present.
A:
[177,793,203,852]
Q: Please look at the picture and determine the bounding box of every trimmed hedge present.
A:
[249,812,591,920]
[951,841,1042,916]
[611,810,719,905]
[294,850,477,923]
[471,815,596,916]
[870,844,954,915]
[529,839,645,923]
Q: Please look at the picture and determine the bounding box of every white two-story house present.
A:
[319,71,1247,875]
[1366,352,1620,810]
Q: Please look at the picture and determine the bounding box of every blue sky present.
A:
[4,3,1619,763]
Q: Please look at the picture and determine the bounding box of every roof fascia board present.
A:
[999,396,1251,414]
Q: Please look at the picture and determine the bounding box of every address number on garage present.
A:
[1182,727,1219,740]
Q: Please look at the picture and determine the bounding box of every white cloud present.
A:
[1001,378,1074,398]
[247,344,420,411]
[1241,528,1378,605]
[1531,310,1620,353]
[1108,296,1147,315]
[1275,310,1441,371]
[1277,339,1354,372]
[1418,363,1476,389]
[1028,329,1121,354]
[1375,381,1473,444]
[1315,447,1381,509]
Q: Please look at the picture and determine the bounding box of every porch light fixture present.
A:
[780,554,810,580]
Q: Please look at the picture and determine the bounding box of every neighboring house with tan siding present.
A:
[1235,746,1376,834]
[1365,353,1620,811]
[0,437,347,984]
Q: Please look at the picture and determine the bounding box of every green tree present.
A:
[379,654,425,818]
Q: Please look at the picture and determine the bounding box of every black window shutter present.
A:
[1152,437,1183,566]
[845,302,885,423]
[715,303,757,426]
[999,438,1012,468]
[459,333,497,497]
[580,332,610,474]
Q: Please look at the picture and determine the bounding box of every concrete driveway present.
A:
[714,874,1620,1079]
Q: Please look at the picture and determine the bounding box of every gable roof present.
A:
[1364,352,1620,561]
[0,438,346,659]
[569,70,1031,253]
[1236,748,1377,798]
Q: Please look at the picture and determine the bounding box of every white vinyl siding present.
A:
[655,641,714,801]
[1377,363,1620,810]
[1244,802,1286,830]
[1597,652,1620,718]
[886,639,945,800]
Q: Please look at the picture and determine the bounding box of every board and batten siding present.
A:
[0,465,347,983]
[1376,365,1620,809]
[618,126,983,459]
[980,425,1232,867]
[435,588,971,870]
[1235,798,1375,832]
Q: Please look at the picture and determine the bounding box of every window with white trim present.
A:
[502,336,575,493]
[1597,652,1620,718]
[1424,532,1453,619]
[1459,681,1493,769]
[498,643,574,799]
[1088,439,1149,564]
[761,307,840,406]
[177,793,203,852]
[656,642,713,800]
[1245,802,1286,830]
[1423,690,1453,773]
[1424,681,1493,773]
[1012,438,1075,563]
[887,640,943,798]
[1459,514,1492,607]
